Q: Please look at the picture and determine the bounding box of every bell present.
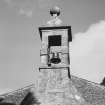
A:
[50,52,61,64]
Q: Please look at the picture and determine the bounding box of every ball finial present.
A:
[50,6,60,16]
[47,6,62,26]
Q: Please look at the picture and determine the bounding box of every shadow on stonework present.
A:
[0,103,15,105]
[0,91,40,105]
[0,97,15,105]
[20,92,40,105]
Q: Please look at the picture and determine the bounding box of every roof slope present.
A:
[0,85,36,105]
[71,75,105,105]
[0,76,105,105]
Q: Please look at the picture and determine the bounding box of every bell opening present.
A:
[50,57,61,64]
[50,52,61,64]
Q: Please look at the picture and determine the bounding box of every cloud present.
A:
[19,8,33,18]
[4,0,12,4]
[4,0,34,18]
[70,20,105,83]
[4,0,62,17]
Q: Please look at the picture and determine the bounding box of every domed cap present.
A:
[50,6,60,16]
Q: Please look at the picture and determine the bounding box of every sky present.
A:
[0,0,105,94]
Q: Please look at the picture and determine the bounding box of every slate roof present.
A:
[71,75,105,105]
[0,85,36,105]
[0,75,105,105]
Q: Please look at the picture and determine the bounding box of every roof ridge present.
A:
[71,75,105,89]
[0,84,35,97]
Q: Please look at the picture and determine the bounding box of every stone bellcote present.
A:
[37,7,73,105]
[39,26,72,67]
[39,7,72,68]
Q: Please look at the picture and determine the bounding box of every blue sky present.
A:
[0,0,105,93]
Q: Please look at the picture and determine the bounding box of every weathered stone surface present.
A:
[71,75,105,105]
[37,67,89,105]
[0,75,105,105]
